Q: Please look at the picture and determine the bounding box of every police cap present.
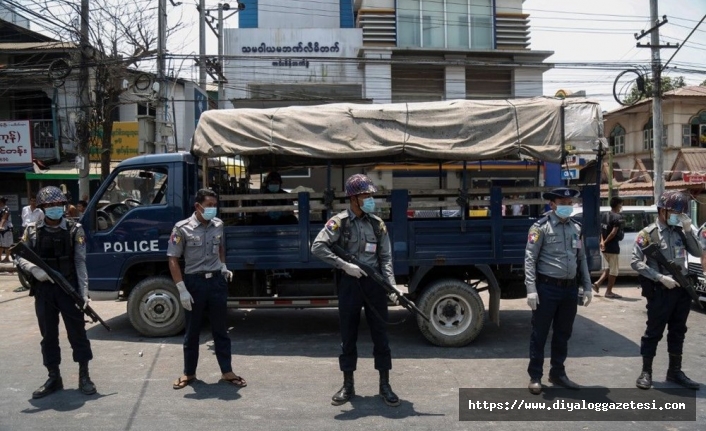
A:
[542,187,580,201]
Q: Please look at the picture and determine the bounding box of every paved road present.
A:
[0,272,704,431]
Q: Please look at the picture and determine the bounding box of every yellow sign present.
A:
[90,122,140,161]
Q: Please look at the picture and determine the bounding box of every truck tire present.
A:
[416,278,485,347]
[127,276,185,337]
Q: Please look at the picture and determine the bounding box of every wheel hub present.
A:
[141,291,178,325]
[431,294,473,336]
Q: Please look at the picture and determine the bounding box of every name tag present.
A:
[365,243,377,253]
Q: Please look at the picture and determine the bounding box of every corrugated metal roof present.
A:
[677,148,706,172]
[0,41,76,51]
[605,86,706,117]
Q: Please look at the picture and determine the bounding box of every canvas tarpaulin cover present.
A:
[191,97,603,168]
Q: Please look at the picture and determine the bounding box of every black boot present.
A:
[666,354,700,390]
[379,370,400,407]
[331,372,354,406]
[78,362,97,395]
[636,356,653,390]
[32,367,63,399]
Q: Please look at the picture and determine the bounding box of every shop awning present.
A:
[24,161,106,180]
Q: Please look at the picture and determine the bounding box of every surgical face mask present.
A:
[360,197,375,214]
[554,205,573,219]
[199,204,217,220]
[44,206,64,220]
[268,184,280,193]
[668,213,680,226]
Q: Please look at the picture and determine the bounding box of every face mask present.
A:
[268,184,280,193]
[44,207,64,220]
[360,197,375,214]
[199,204,217,220]
[554,205,573,219]
[668,213,680,226]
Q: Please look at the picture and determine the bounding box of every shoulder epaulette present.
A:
[175,218,190,228]
[533,215,549,227]
[334,210,349,220]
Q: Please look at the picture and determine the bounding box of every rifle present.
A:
[331,244,430,322]
[641,242,704,310]
[10,241,111,330]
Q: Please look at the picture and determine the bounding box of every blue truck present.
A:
[83,98,605,346]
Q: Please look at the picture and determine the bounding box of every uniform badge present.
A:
[169,227,181,245]
[636,232,648,247]
[701,230,706,239]
[325,219,339,232]
[528,228,540,244]
[75,234,86,247]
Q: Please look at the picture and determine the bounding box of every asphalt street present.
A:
[0,272,704,431]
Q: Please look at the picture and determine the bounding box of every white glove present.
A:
[582,289,592,307]
[175,281,194,310]
[388,292,400,305]
[341,262,366,278]
[658,274,679,289]
[221,263,233,282]
[82,295,91,310]
[527,292,539,310]
[678,214,692,232]
[30,266,54,284]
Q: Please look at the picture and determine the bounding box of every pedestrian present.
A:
[76,200,88,217]
[22,195,45,229]
[631,190,701,390]
[14,186,96,398]
[254,171,297,225]
[167,188,246,390]
[311,173,400,407]
[0,196,13,262]
[524,187,592,395]
[593,196,624,298]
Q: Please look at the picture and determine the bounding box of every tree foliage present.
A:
[624,75,687,105]
[28,0,183,183]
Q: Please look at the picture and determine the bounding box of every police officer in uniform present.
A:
[311,174,400,407]
[524,187,592,395]
[631,190,700,390]
[168,189,247,390]
[15,186,96,398]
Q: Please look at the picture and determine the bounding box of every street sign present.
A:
[683,173,706,184]
[561,168,579,180]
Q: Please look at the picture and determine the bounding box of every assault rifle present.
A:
[641,242,704,310]
[10,242,111,330]
[331,244,430,322]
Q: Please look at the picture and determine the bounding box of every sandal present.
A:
[220,373,247,388]
[605,292,622,299]
[173,375,196,390]
[592,283,600,294]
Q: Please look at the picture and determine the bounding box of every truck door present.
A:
[83,166,174,293]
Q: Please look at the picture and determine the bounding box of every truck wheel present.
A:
[127,276,185,337]
[416,278,485,347]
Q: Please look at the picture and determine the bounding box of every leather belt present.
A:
[187,271,220,279]
[537,274,577,288]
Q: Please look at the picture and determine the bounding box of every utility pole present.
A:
[205,2,244,109]
[78,0,90,200]
[199,0,207,90]
[635,0,677,201]
[156,0,168,152]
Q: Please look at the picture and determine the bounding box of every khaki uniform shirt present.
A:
[311,209,396,288]
[167,213,224,274]
[524,211,591,295]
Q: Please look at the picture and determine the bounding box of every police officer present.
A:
[15,186,96,398]
[631,190,700,390]
[524,187,592,395]
[311,174,399,407]
[167,189,247,390]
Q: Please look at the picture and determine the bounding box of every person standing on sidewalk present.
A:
[14,186,96,398]
[311,173,400,407]
[632,190,701,390]
[0,196,13,262]
[167,188,246,390]
[524,187,592,395]
[593,197,624,298]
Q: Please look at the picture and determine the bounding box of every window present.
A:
[397,0,492,49]
[94,167,168,231]
[643,119,653,150]
[687,110,706,148]
[610,125,625,154]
